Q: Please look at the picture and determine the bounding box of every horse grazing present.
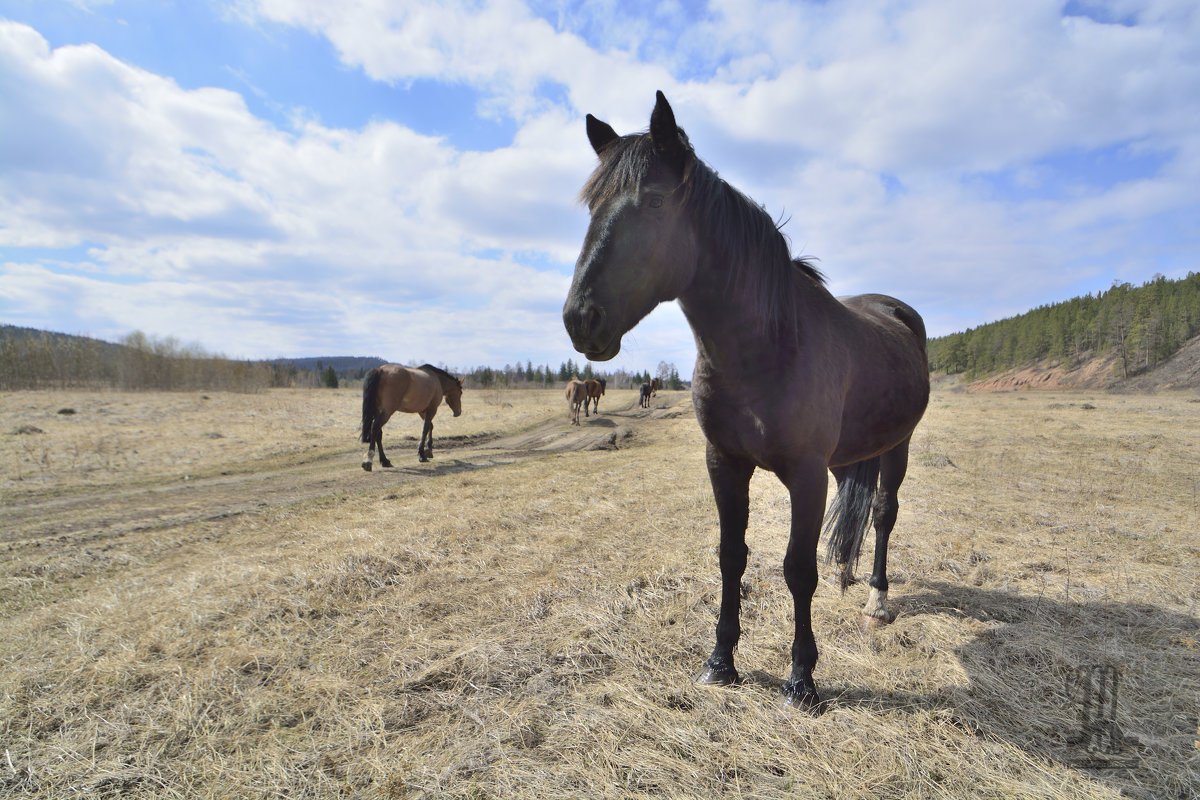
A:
[649,377,660,396]
[639,382,651,408]
[565,378,587,425]
[584,378,606,415]
[361,364,463,469]
[563,92,929,709]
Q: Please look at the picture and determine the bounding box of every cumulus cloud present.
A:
[2,0,1199,375]
[0,18,592,365]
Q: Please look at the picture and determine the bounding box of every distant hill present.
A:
[0,326,385,391]
[1,325,125,357]
[928,272,1200,390]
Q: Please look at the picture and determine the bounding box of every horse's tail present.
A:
[822,456,880,592]
[360,367,382,443]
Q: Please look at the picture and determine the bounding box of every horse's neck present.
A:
[679,254,847,381]
[680,260,779,369]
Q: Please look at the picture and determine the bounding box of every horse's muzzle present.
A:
[563,298,620,360]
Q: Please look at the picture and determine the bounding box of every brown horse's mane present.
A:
[579,130,825,336]
[418,363,460,387]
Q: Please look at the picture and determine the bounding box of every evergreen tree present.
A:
[927,272,1200,379]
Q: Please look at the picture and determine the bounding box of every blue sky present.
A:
[1,0,1198,375]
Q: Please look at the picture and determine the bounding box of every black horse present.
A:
[563,92,929,709]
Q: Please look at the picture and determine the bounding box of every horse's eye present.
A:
[648,196,664,209]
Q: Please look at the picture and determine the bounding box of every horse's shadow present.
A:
[867,583,1193,788]
[388,458,503,478]
[739,581,1198,792]
[583,417,617,428]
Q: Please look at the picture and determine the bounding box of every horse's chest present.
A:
[693,387,830,468]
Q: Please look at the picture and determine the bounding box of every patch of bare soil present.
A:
[489,392,684,453]
[1122,333,1200,391]
[965,352,1122,392]
[964,334,1200,393]
[1,392,685,545]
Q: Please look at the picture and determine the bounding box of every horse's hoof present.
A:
[379,460,393,469]
[361,462,372,472]
[695,663,739,687]
[780,681,822,713]
[419,456,429,463]
[861,612,894,630]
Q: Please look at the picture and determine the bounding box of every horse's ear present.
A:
[650,90,689,172]
[586,114,619,155]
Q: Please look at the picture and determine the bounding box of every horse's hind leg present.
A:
[376,425,393,469]
[362,423,382,471]
[863,437,911,627]
[362,436,375,471]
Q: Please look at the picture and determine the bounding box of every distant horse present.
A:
[360,364,463,469]
[649,377,660,396]
[584,378,606,415]
[565,378,587,425]
[639,382,651,408]
[563,92,929,709]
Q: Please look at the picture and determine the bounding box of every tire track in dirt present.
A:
[2,394,688,546]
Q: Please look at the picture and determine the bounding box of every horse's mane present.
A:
[580,130,825,336]
[418,364,460,387]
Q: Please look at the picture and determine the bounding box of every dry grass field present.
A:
[2,385,1198,799]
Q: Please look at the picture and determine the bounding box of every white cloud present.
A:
[3,0,1199,374]
[0,19,596,364]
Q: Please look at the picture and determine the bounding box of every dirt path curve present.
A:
[2,393,689,546]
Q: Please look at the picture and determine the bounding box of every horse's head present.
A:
[563,91,698,361]
[446,377,463,417]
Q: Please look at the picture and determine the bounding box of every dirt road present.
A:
[2,393,688,546]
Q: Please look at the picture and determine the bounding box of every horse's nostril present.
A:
[565,299,606,342]
[586,304,605,335]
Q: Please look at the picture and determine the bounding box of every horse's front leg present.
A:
[696,442,754,687]
[778,454,830,710]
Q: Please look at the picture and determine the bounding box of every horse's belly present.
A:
[693,390,837,470]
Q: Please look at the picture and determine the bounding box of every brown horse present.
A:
[649,377,660,396]
[563,92,929,709]
[360,364,463,469]
[564,378,587,425]
[584,378,606,415]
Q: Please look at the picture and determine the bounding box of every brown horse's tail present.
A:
[822,456,880,592]
[361,367,382,443]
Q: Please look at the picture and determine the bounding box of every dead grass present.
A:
[1,387,1198,798]
[0,387,571,494]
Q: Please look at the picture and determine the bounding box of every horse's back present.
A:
[839,294,926,351]
[377,364,440,414]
